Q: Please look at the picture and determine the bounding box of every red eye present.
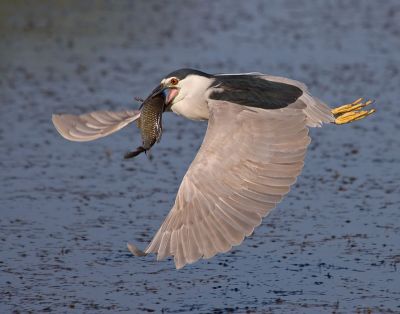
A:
[170,78,179,85]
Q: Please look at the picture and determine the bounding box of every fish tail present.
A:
[124,147,146,159]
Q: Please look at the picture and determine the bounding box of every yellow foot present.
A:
[332,98,376,125]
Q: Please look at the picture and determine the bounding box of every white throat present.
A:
[170,75,214,121]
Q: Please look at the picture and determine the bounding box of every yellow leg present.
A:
[332,98,376,125]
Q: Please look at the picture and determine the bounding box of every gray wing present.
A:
[250,73,334,127]
[211,73,334,127]
[52,110,140,142]
[130,100,314,269]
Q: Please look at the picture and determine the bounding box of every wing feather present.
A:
[131,94,332,268]
[253,74,334,126]
[52,110,140,142]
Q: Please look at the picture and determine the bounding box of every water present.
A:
[1,1,399,312]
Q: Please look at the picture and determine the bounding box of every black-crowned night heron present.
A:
[52,68,375,269]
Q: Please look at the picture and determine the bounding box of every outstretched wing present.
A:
[129,100,314,269]
[212,72,334,127]
[52,110,140,142]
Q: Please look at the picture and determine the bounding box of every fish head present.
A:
[149,79,180,111]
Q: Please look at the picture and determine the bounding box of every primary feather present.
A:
[52,110,140,142]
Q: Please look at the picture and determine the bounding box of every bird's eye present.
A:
[170,78,179,85]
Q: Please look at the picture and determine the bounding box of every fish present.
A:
[124,94,165,159]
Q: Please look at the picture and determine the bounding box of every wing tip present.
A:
[51,113,61,127]
[51,113,80,142]
[51,113,68,138]
[127,242,148,257]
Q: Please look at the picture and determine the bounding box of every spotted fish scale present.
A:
[124,94,165,159]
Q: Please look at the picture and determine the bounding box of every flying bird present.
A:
[52,68,375,269]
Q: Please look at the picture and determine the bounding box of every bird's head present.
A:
[149,69,213,112]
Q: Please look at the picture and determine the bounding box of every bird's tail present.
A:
[332,98,376,125]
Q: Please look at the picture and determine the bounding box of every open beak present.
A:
[150,84,179,106]
[163,88,179,105]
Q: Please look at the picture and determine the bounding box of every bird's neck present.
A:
[170,76,213,121]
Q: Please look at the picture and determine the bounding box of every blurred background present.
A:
[1,0,399,312]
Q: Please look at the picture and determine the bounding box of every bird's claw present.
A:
[332,98,376,125]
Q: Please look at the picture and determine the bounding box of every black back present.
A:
[165,68,212,80]
[209,74,303,109]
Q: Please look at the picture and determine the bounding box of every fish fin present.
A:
[156,116,163,143]
[134,96,145,103]
[145,150,153,160]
